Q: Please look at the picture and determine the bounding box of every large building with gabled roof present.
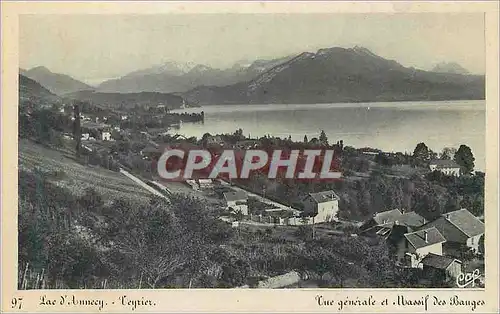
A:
[420,208,484,253]
[301,190,339,222]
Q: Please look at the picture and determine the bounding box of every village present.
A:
[18,99,485,289]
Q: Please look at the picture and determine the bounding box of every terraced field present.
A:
[19,139,153,202]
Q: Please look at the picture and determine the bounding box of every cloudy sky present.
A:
[19,13,485,85]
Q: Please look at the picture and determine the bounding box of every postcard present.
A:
[1,1,499,313]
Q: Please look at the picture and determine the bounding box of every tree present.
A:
[440,147,457,160]
[49,129,64,147]
[413,142,430,162]
[454,145,475,175]
[201,133,212,147]
[73,104,81,158]
[319,130,329,146]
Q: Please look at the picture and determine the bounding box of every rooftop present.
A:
[372,209,403,225]
[398,211,427,228]
[224,190,248,202]
[429,159,460,169]
[308,190,339,203]
[442,209,485,238]
[404,227,446,249]
[421,253,461,270]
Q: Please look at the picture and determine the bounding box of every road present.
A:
[119,168,170,200]
[217,179,299,213]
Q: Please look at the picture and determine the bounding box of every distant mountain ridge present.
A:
[64,90,186,110]
[432,62,470,75]
[96,56,295,93]
[21,66,94,95]
[181,46,485,105]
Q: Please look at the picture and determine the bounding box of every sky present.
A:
[19,13,485,85]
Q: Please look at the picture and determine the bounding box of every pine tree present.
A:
[454,145,475,175]
[319,130,328,146]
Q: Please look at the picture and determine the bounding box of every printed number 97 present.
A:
[11,297,23,309]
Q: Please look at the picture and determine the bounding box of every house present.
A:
[62,133,73,140]
[399,211,427,229]
[420,209,484,254]
[186,180,199,191]
[391,226,446,268]
[81,121,112,142]
[360,209,402,232]
[420,253,462,281]
[236,140,260,149]
[206,135,225,146]
[301,190,340,223]
[197,179,213,189]
[429,159,461,176]
[223,191,248,216]
[360,209,427,237]
[101,130,111,141]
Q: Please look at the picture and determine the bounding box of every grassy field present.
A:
[19,139,153,202]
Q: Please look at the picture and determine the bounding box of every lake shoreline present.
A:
[173,98,486,112]
[169,100,485,171]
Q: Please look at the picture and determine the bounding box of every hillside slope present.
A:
[64,90,186,110]
[19,74,61,105]
[22,66,94,95]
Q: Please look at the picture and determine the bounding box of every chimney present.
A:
[401,208,405,214]
[395,220,399,225]
[423,230,428,243]
[445,213,450,220]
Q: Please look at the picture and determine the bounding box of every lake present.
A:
[171,100,485,171]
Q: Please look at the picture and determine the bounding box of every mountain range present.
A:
[181,46,485,105]
[431,62,470,75]
[21,46,484,106]
[96,56,295,93]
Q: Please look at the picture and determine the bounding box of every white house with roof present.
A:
[429,159,461,176]
[390,226,447,268]
[301,190,339,223]
[223,191,248,216]
[421,208,484,253]
[206,135,225,146]
[102,130,111,141]
[81,121,112,141]
[197,179,213,189]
